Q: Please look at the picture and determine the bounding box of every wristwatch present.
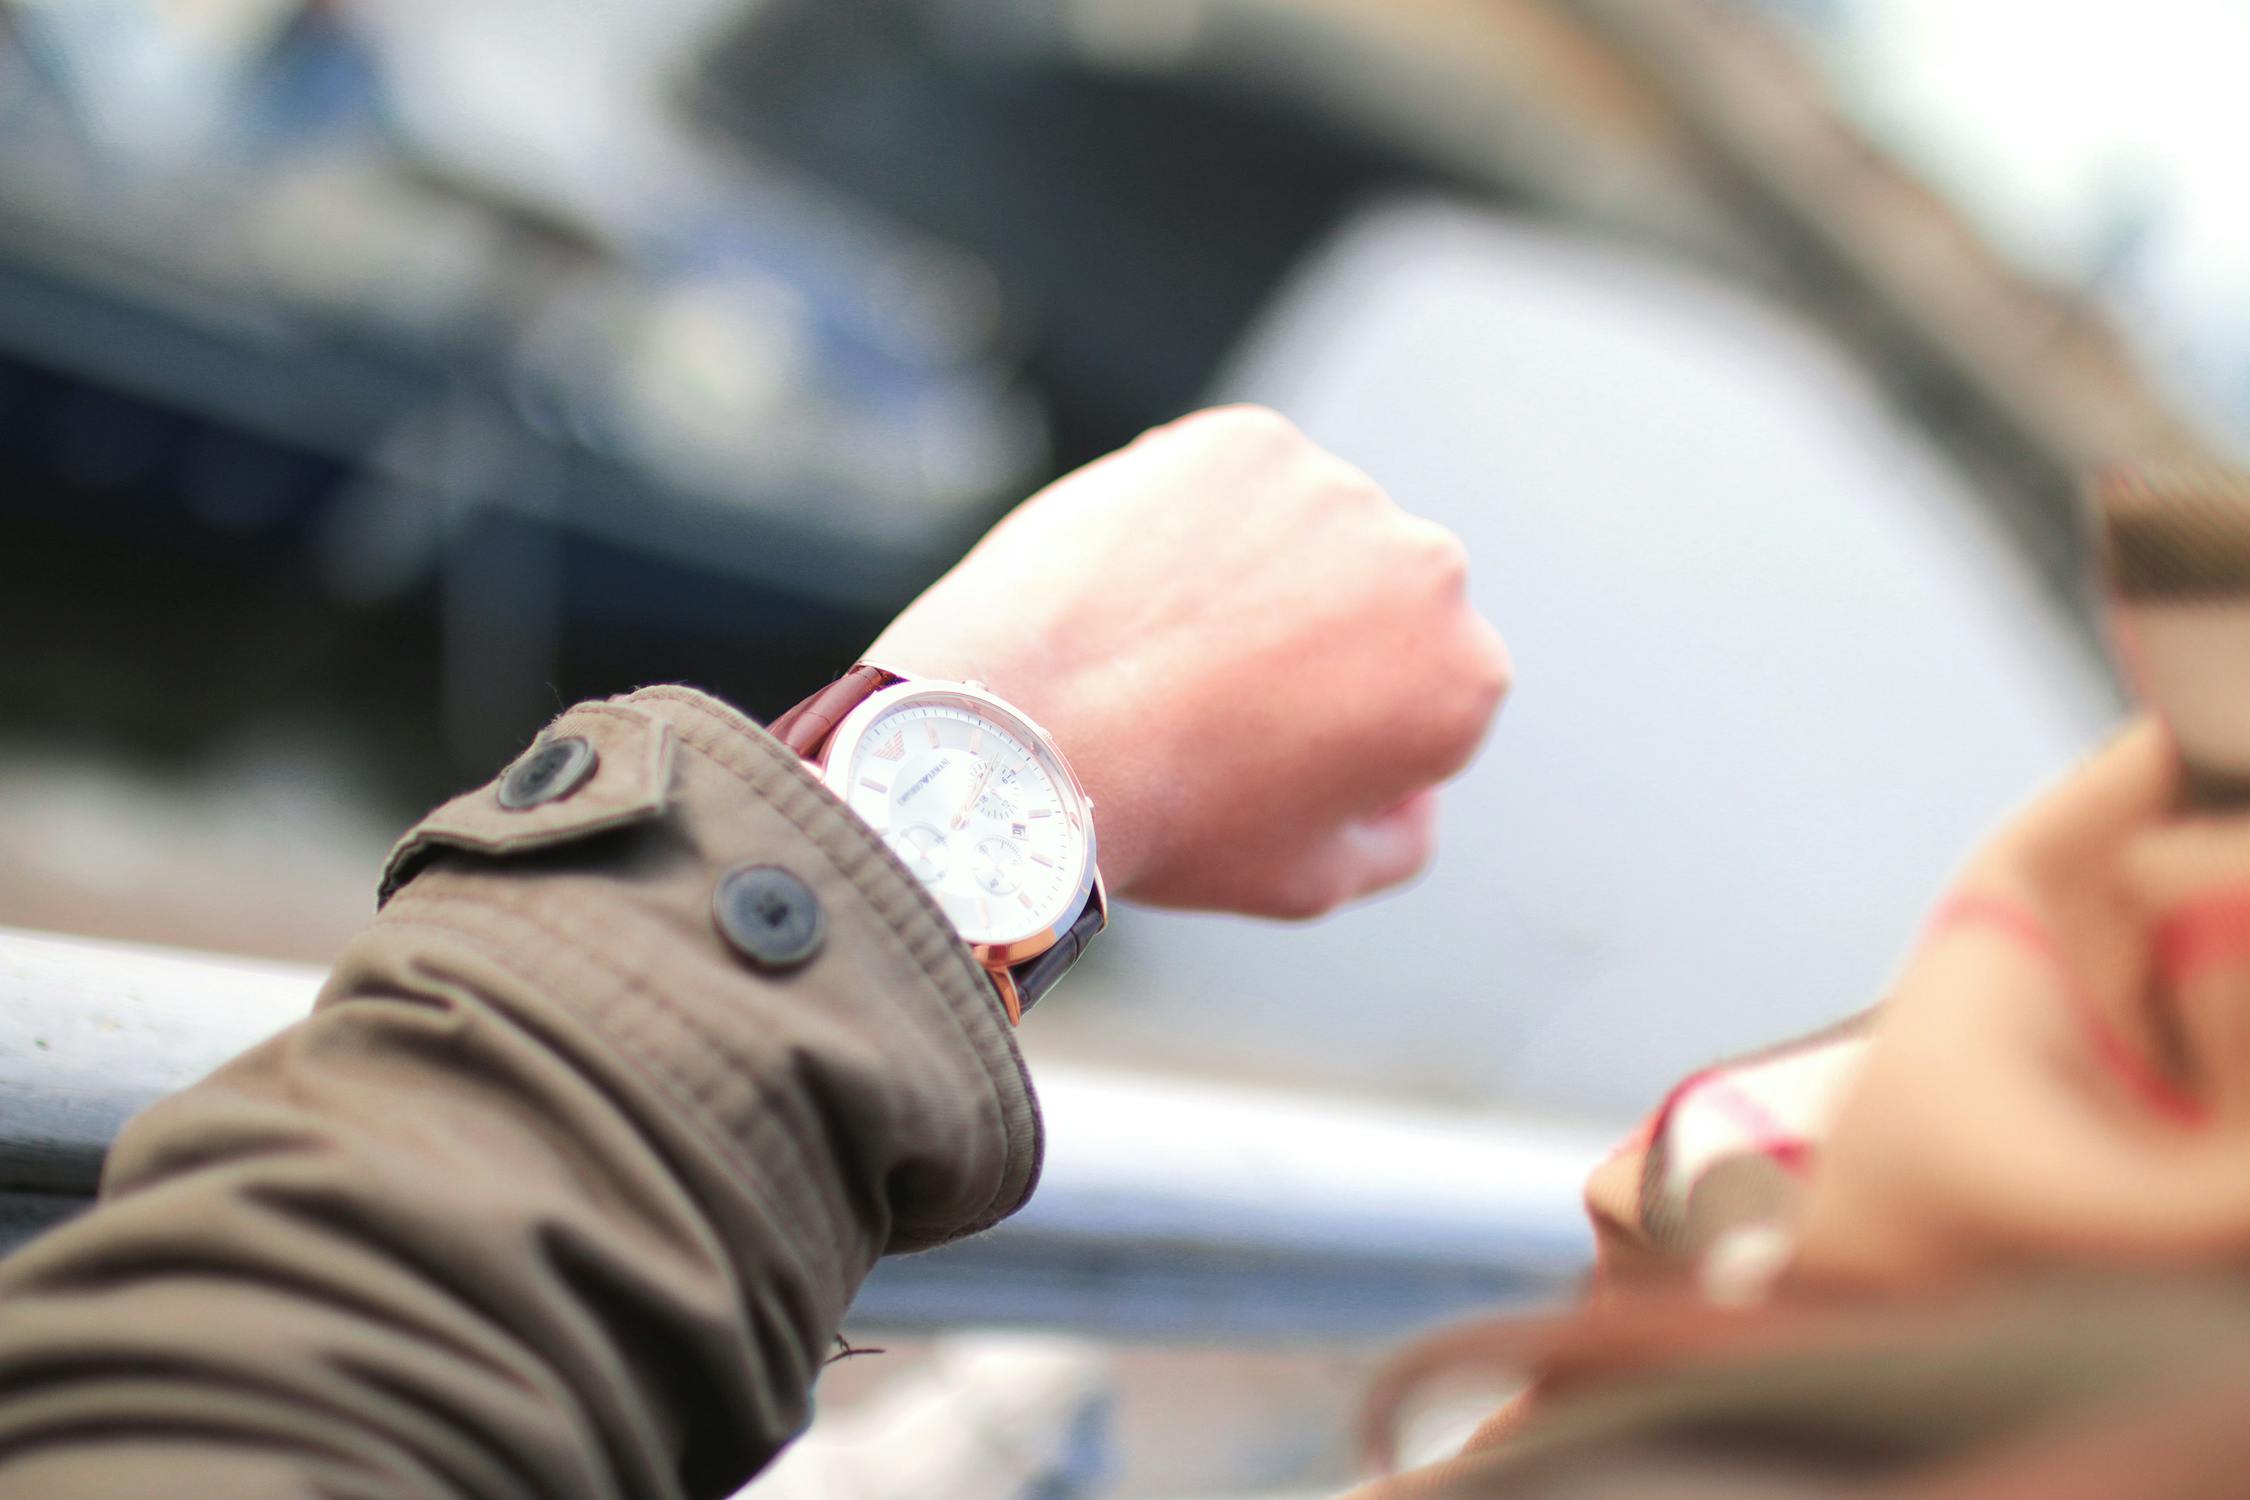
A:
[769,665,1108,1023]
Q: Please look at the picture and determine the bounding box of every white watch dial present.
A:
[836,694,1091,946]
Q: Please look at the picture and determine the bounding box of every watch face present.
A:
[828,685,1094,950]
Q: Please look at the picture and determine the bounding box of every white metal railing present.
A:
[0,926,1600,1339]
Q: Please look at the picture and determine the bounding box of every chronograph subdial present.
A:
[971,836,1024,895]
[889,823,950,883]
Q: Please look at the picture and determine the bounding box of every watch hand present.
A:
[952,761,996,831]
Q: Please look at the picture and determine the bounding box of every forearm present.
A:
[0,687,1039,1500]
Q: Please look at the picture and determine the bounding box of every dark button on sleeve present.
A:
[498,735,600,810]
[379,706,674,905]
[713,863,826,971]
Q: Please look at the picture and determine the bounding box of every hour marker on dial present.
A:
[1031,853,1055,868]
[925,723,942,749]
[859,776,891,793]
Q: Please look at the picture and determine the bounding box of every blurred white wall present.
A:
[1033,198,2119,1124]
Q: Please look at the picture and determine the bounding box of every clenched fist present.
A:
[868,405,1510,918]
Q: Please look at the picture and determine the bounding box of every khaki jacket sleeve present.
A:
[0,685,1042,1500]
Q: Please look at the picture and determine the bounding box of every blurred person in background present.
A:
[1345,470,2250,1498]
[1355,718,2250,1499]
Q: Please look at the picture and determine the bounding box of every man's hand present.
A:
[868,405,1510,918]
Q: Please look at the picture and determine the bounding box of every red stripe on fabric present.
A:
[1681,1073,1813,1177]
[2155,889,2250,989]
[1930,892,2207,1127]
[1643,1063,1725,1170]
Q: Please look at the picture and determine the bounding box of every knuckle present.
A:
[1172,402,1302,453]
[1368,850,1430,900]
[1211,402,1298,439]
[1290,458,1388,531]
[1416,524,1472,590]
[1425,632,1510,775]
[1425,723,1483,783]
[1319,458,1389,514]
[1271,862,1349,921]
[1470,622,1515,708]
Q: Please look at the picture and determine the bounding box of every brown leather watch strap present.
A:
[767,664,900,760]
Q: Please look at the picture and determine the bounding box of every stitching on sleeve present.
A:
[371,911,847,1295]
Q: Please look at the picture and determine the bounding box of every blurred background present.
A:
[1,0,2243,1493]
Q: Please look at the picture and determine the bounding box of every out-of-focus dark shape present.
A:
[696,0,2228,612]
[0,0,1048,780]
[2096,461,2250,807]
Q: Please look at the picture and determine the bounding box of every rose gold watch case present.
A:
[813,676,1104,972]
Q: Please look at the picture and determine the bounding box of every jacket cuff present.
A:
[368,683,1042,1253]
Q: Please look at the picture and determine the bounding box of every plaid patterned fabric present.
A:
[1580,1021,1866,1302]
